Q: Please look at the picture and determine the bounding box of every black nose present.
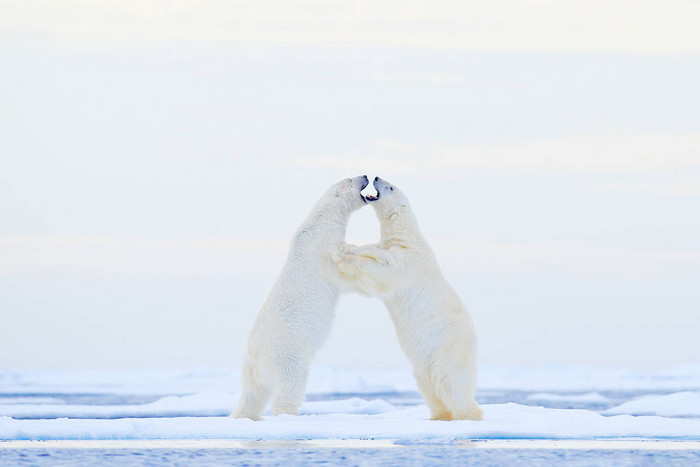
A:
[374,176,379,181]
[359,175,369,190]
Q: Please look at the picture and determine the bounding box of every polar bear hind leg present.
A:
[415,374,453,420]
[452,400,483,421]
[434,370,483,421]
[231,366,273,421]
[270,358,310,416]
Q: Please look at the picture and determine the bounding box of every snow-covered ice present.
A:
[0,393,395,420]
[605,391,700,417]
[3,403,700,441]
[526,392,610,403]
[1,365,700,442]
[4,364,700,396]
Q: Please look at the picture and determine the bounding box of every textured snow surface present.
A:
[1,365,699,441]
[2,403,700,441]
[3,364,700,395]
[526,393,610,403]
[605,391,700,417]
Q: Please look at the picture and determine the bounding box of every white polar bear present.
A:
[335,177,483,421]
[232,175,369,420]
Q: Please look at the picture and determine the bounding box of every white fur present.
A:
[335,177,483,421]
[232,176,368,420]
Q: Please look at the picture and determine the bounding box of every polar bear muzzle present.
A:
[364,176,394,202]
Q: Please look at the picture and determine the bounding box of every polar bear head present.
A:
[325,175,370,215]
[363,176,409,219]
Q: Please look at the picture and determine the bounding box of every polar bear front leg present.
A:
[344,244,393,265]
[333,245,394,297]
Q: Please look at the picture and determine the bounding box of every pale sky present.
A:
[1,1,699,370]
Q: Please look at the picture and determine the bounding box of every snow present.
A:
[1,403,699,441]
[3,364,700,395]
[0,393,395,420]
[526,392,609,403]
[2,439,700,450]
[0,397,65,405]
[479,364,700,392]
[605,391,700,417]
[1,365,700,442]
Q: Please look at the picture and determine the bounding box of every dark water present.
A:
[2,447,699,466]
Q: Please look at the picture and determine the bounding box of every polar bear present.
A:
[335,177,482,421]
[232,175,369,420]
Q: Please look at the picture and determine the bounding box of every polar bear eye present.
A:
[389,187,394,191]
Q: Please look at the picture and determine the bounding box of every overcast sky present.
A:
[1,1,699,370]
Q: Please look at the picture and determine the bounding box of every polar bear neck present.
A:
[378,207,424,247]
[305,197,352,233]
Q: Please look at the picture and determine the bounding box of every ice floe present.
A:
[605,391,700,417]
